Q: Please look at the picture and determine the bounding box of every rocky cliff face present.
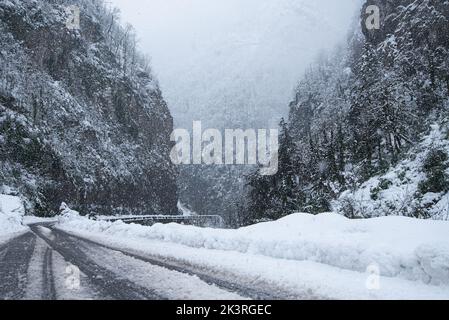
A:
[0,0,178,216]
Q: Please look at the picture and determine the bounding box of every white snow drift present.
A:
[0,194,27,242]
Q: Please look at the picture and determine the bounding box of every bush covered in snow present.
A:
[419,148,449,195]
[57,202,81,224]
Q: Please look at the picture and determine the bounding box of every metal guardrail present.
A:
[96,215,225,228]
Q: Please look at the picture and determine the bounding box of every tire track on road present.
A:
[0,233,36,300]
[42,248,56,300]
[54,228,297,300]
[30,225,164,300]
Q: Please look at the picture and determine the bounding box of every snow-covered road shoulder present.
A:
[0,194,28,244]
[56,209,449,299]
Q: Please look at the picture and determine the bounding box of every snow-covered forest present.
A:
[243,0,449,225]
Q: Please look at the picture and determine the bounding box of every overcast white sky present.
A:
[109,0,361,127]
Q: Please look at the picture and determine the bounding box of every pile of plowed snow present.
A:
[58,210,449,286]
[0,194,27,241]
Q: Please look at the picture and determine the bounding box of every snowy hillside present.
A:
[335,123,449,220]
[0,0,178,216]
[245,0,449,223]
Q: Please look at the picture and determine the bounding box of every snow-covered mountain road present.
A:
[2,212,449,300]
[0,223,294,300]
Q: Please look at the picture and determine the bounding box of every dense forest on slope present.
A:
[0,0,178,216]
[244,0,449,224]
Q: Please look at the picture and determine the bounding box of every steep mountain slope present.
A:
[335,122,449,220]
[245,0,449,223]
[0,0,178,216]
